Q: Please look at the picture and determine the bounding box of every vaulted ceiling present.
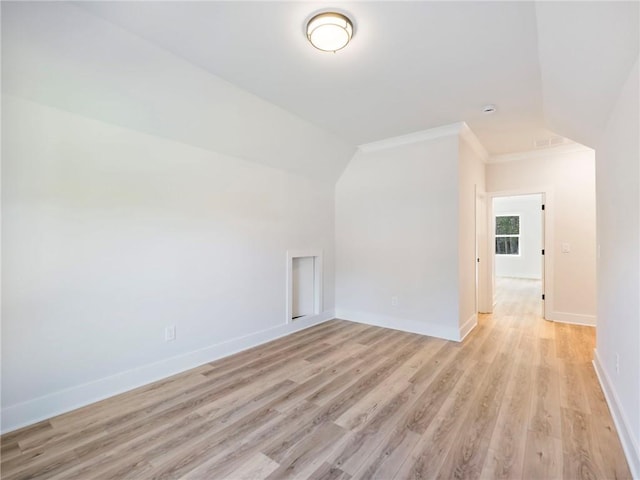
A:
[76,1,638,153]
[3,1,638,172]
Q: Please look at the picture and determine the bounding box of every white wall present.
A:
[593,58,640,478]
[1,1,357,433]
[486,147,596,325]
[1,95,337,432]
[493,194,542,279]
[1,2,354,184]
[335,131,461,341]
[334,125,486,341]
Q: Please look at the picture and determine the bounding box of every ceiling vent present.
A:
[534,136,566,148]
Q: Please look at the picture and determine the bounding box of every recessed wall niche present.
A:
[286,250,322,322]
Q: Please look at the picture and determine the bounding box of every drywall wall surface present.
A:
[335,134,461,340]
[494,194,543,279]
[458,134,486,332]
[486,147,596,324]
[595,58,639,475]
[1,2,355,184]
[1,95,336,431]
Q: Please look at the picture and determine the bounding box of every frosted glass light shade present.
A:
[306,12,353,52]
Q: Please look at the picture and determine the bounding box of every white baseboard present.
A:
[334,309,460,342]
[1,311,334,434]
[593,349,640,479]
[459,313,478,341]
[547,310,596,326]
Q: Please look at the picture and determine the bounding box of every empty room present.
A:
[1,2,638,479]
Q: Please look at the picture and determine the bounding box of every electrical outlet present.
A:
[615,353,620,374]
[165,325,176,342]
[391,296,398,307]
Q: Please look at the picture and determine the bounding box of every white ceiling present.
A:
[70,2,547,154]
[536,1,639,148]
[7,1,639,157]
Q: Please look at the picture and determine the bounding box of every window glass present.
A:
[495,215,520,255]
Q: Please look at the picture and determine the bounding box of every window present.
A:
[495,215,520,255]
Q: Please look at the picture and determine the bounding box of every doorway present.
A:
[491,193,545,317]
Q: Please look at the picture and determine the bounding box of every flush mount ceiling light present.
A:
[306,12,353,52]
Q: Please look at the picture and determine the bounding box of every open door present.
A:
[541,195,547,320]
[475,187,488,313]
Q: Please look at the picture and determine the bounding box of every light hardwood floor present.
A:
[1,278,631,479]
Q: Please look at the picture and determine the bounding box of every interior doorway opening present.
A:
[490,193,545,318]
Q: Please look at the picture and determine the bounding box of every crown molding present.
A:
[459,123,489,163]
[488,143,593,164]
[357,122,463,153]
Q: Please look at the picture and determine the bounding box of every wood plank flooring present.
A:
[1,278,631,479]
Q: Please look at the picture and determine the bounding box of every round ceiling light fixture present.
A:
[306,12,353,52]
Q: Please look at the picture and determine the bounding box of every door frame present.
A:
[485,188,554,320]
[475,187,489,314]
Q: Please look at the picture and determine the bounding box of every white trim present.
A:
[357,122,488,161]
[459,123,489,163]
[487,189,552,318]
[488,143,594,164]
[335,309,461,342]
[547,311,596,326]
[357,122,462,153]
[286,249,323,324]
[459,313,478,341]
[0,311,334,434]
[475,188,491,314]
[593,350,640,479]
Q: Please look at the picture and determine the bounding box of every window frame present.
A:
[495,214,521,256]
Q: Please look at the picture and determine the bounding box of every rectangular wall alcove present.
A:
[286,250,322,322]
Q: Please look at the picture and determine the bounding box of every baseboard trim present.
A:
[1,311,335,434]
[459,313,478,341]
[547,310,596,326]
[334,309,460,342]
[592,349,640,479]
